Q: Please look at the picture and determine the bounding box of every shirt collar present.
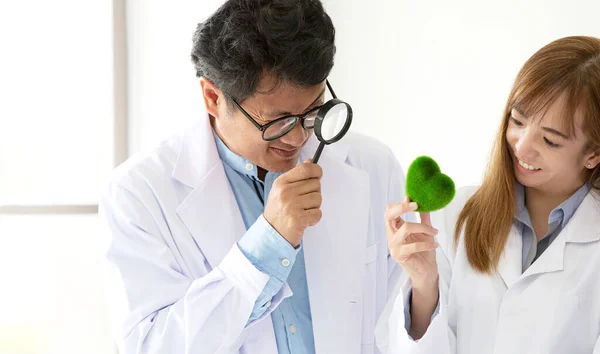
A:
[212,129,260,179]
[553,182,591,228]
[515,181,591,228]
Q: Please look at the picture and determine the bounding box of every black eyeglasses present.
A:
[230,81,338,141]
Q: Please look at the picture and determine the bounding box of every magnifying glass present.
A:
[312,82,353,164]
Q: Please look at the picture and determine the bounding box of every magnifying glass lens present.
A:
[320,104,349,141]
[311,100,353,163]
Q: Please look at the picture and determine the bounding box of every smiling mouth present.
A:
[517,159,541,171]
[270,147,299,158]
[272,147,296,152]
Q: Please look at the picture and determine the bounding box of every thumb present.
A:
[419,212,432,227]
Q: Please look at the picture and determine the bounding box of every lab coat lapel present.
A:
[523,192,600,278]
[173,118,246,269]
[497,224,523,289]
[300,138,371,354]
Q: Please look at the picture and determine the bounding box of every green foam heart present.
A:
[406,156,456,212]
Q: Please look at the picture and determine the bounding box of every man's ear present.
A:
[200,77,224,119]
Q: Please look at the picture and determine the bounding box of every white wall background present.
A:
[127,0,600,189]
[0,1,114,205]
[0,2,115,354]
[324,0,600,187]
[126,0,225,155]
[0,215,114,354]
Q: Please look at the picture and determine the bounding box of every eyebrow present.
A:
[512,108,570,140]
[542,127,570,140]
[267,88,326,117]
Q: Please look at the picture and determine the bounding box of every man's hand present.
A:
[264,159,323,247]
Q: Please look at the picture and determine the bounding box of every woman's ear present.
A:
[200,78,224,119]
[584,149,600,169]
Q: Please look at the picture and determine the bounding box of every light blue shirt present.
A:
[213,131,316,354]
[515,182,590,271]
[405,182,590,336]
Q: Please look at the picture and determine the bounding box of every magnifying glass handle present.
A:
[312,141,325,164]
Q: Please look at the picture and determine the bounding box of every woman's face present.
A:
[505,96,597,197]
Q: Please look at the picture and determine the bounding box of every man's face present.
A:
[205,74,326,174]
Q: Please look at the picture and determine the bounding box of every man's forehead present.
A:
[247,82,326,118]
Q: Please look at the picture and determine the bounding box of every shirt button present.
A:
[290,324,296,334]
[281,258,291,267]
[245,163,254,171]
[265,301,271,308]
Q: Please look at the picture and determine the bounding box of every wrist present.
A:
[262,215,300,248]
[412,274,439,298]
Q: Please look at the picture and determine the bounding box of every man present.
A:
[100,0,412,353]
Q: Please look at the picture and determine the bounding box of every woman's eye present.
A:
[544,137,560,148]
[510,116,523,126]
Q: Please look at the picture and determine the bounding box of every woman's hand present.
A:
[385,196,439,288]
[386,197,441,339]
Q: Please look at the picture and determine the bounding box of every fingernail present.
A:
[409,202,418,210]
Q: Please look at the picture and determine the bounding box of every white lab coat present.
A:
[100,116,411,354]
[375,186,600,354]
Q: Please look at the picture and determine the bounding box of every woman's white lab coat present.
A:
[376,186,600,354]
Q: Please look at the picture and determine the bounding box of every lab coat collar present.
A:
[498,192,600,287]
[172,117,221,189]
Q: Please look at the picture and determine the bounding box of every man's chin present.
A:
[265,159,300,174]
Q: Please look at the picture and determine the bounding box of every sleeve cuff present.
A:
[238,214,300,283]
[403,280,441,341]
[218,244,271,301]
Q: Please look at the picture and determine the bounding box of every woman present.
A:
[376,36,600,354]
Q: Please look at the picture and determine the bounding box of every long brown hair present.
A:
[455,36,600,274]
